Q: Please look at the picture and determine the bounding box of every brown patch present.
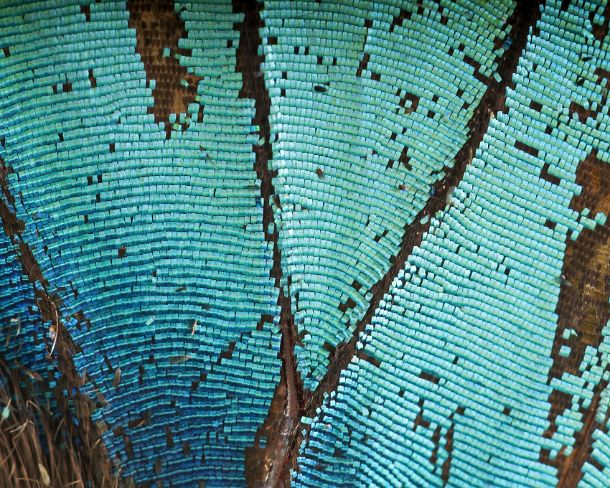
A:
[430,425,442,466]
[569,101,597,123]
[374,229,389,242]
[0,199,24,237]
[165,425,174,448]
[81,4,90,21]
[549,151,610,377]
[337,297,357,313]
[18,243,45,286]
[420,370,440,384]
[322,341,336,356]
[216,340,236,364]
[515,140,539,157]
[398,91,419,113]
[355,349,381,367]
[398,146,412,170]
[127,410,151,429]
[463,55,489,85]
[127,0,203,139]
[356,52,370,78]
[569,68,610,123]
[390,7,412,33]
[256,313,274,331]
[414,399,430,429]
[441,423,455,484]
[541,162,561,185]
[591,3,610,42]
[542,151,610,486]
[0,161,24,237]
[441,406,464,485]
[553,387,610,488]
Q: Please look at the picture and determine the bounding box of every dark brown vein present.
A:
[236,0,541,484]
[286,0,543,481]
[305,0,542,425]
[232,1,304,486]
[0,158,118,485]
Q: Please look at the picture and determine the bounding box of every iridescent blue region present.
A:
[0,1,609,487]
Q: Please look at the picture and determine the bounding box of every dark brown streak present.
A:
[286,0,543,479]
[0,158,118,485]
[306,0,542,422]
[233,1,304,486]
